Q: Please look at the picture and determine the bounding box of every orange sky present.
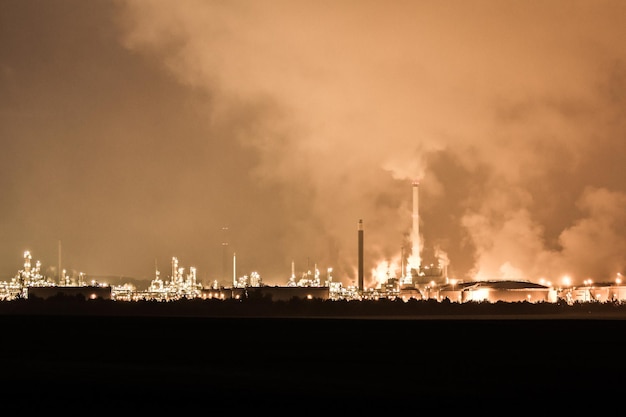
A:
[1,0,625,287]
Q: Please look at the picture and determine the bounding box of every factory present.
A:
[355,180,626,305]
[438,280,557,303]
[357,180,449,301]
[2,179,625,306]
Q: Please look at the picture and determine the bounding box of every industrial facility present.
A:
[1,181,624,305]
[1,248,625,305]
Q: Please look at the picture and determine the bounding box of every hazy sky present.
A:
[1,0,625,287]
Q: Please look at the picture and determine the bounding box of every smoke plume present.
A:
[116,0,626,285]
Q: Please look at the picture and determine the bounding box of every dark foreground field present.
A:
[1,301,626,412]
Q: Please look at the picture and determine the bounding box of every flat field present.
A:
[0,306,624,412]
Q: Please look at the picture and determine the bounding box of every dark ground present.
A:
[1,299,625,412]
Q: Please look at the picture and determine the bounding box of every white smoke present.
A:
[117,0,626,285]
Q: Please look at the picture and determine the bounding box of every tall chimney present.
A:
[58,240,62,285]
[412,180,421,271]
[221,226,229,285]
[358,219,364,292]
[233,252,237,288]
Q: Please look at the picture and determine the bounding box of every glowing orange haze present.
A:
[0,1,624,287]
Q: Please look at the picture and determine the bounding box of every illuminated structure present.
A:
[558,276,626,304]
[221,226,229,284]
[287,260,297,286]
[0,250,102,300]
[2,249,626,306]
[286,260,327,288]
[234,271,263,288]
[392,180,448,296]
[58,240,62,284]
[438,280,556,303]
[358,219,364,292]
[114,256,203,301]
[411,180,420,272]
[233,252,237,288]
[15,251,56,298]
[400,181,422,287]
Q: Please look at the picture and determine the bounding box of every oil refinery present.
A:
[1,181,624,306]
[3,246,625,307]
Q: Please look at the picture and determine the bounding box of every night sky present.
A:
[1,0,624,288]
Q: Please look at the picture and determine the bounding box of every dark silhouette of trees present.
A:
[2,293,626,318]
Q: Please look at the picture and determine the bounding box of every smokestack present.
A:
[233,252,237,288]
[412,180,421,271]
[221,226,229,285]
[58,240,62,285]
[358,219,364,292]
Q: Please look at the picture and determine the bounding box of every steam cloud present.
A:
[117,0,626,286]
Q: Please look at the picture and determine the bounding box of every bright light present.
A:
[371,260,399,286]
[468,288,489,302]
[562,276,572,287]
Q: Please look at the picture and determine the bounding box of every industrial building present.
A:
[27,285,112,300]
[438,280,557,303]
[559,283,626,304]
[234,286,330,301]
[2,178,625,307]
[198,286,330,301]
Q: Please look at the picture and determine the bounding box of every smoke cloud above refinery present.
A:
[1,0,625,288]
